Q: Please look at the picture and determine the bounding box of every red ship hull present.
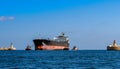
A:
[37,45,69,50]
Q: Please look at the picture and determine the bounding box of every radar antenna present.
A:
[61,32,65,36]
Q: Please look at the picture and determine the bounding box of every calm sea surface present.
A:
[0,50,120,69]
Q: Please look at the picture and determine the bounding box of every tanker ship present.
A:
[107,40,120,50]
[33,33,69,50]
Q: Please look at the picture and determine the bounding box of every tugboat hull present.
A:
[107,46,120,50]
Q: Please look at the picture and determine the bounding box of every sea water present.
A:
[0,50,120,69]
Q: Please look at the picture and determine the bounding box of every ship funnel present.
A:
[113,40,117,47]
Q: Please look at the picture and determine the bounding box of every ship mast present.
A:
[113,40,117,47]
[61,32,65,36]
[10,43,14,48]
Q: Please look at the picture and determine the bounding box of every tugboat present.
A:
[25,44,31,50]
[107,40,120,50]
[72,46,78,50]
[8,43,16,50]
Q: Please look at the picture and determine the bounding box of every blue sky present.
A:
[0,0,120,50]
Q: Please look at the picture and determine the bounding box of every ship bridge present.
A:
[53,32,69,42]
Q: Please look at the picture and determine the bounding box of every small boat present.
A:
[72,46,78,50]
[0,43,16,50]
[107,40,120,50]
[25,45,31,50]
